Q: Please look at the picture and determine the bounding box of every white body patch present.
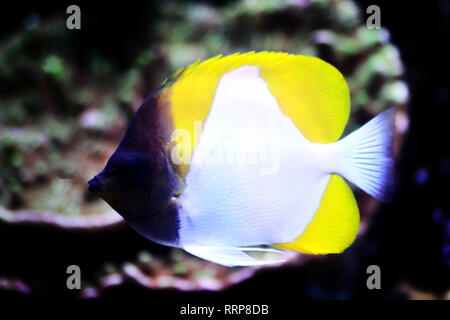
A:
[178,66,332,247]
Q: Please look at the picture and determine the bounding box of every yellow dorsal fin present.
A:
[274,174,360,254]
[259,55,350,143]
[163,52,350,176]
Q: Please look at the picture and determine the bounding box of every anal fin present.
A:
[275,174,359,254]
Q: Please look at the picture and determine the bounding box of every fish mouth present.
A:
[87,176,103,195]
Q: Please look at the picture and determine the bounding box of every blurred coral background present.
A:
[0,0,448,302]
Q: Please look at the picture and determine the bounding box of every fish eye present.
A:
[104,167,114,175]
[117,156,147,184]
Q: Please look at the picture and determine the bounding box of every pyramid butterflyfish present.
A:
[88,52,395,267]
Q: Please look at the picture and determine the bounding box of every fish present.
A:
[88,52,395,267]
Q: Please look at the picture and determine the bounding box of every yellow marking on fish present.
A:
[275,174,359,254]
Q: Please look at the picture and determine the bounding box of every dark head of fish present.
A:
[88,94,179,240]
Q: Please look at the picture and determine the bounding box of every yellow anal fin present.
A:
[274,174,359,254]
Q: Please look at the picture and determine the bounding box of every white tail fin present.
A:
[336,108,396,202]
